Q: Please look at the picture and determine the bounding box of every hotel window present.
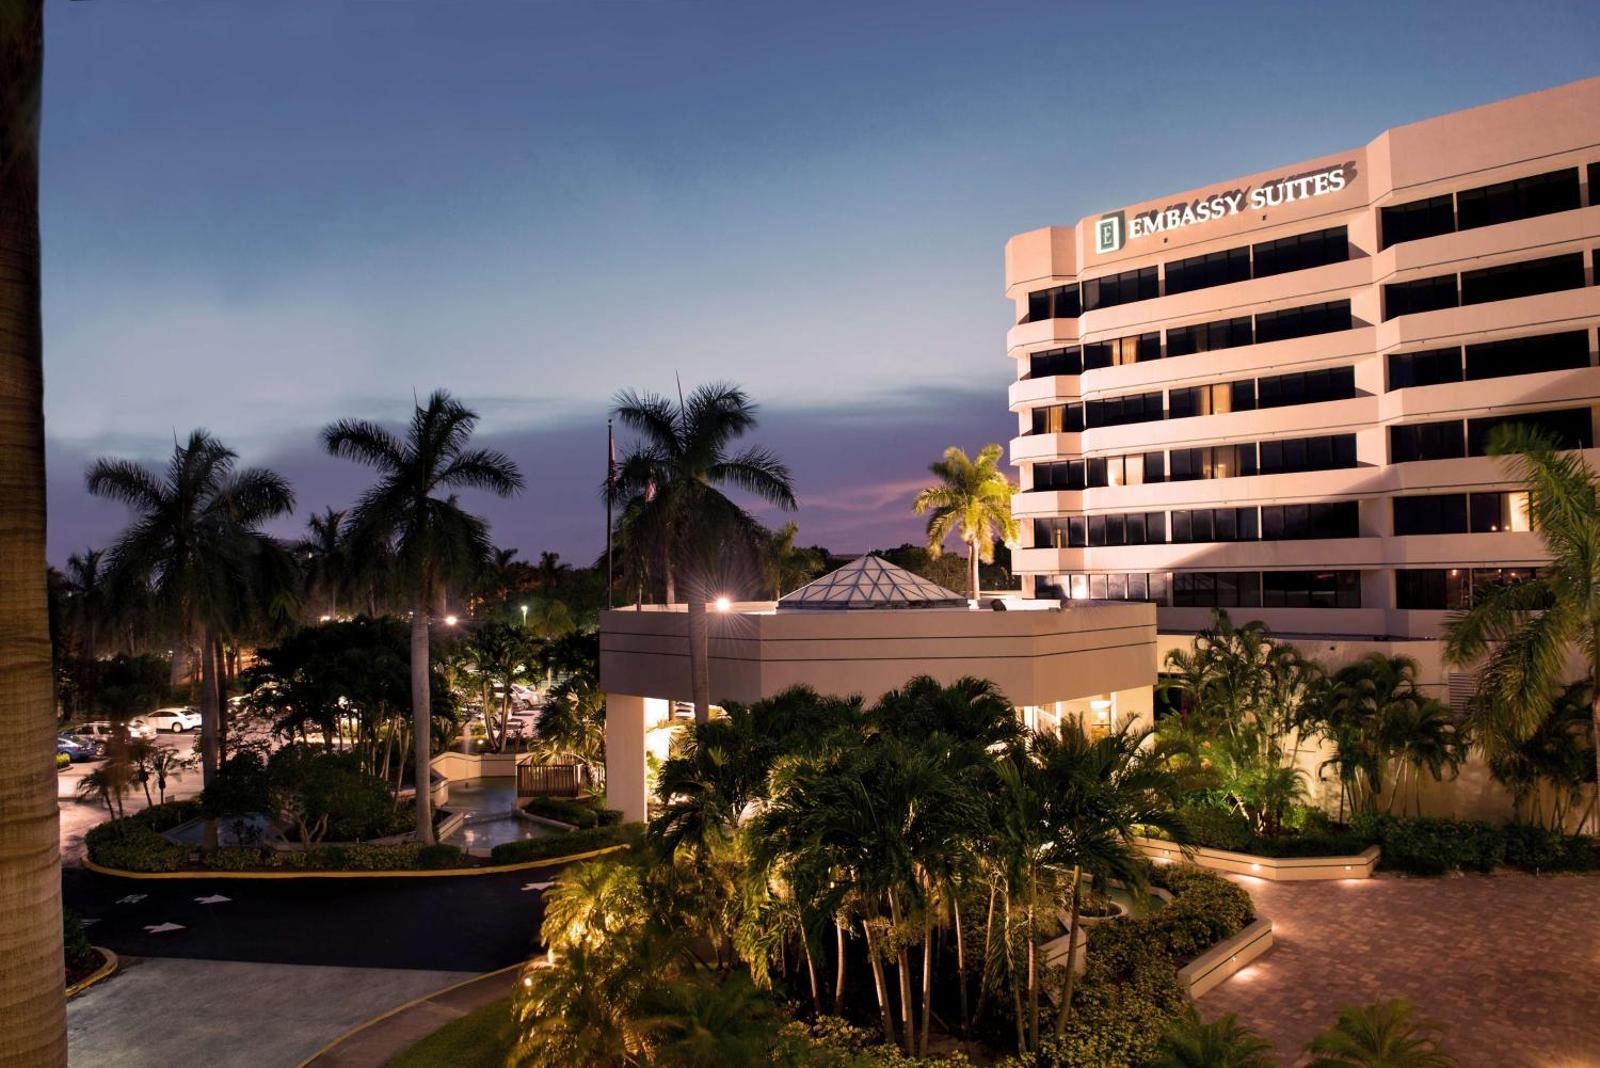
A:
[1061,572,1167,604]
[1030,404,1082,435]
[1389,420,1465,463]
[1168,443,1257,481]
[1169,382,1252,418]
[1081,266,1158,312]
[1084,510,1170,547]
[1254,300,1352,344]
[1173,571,1262,609]
[1024,284,1080,323]
[1256,366,1355,409]
[1380,194,1454,250]
[1031,462,1079,490]
[1392,494,1468,536]
[1257,433,1357,474]
[1083,332,1160,370]
[1383,275,1458,320]
[1387,347,1463,390]
[1260,500,1359,540]
[1027,347,1082,378]
[1468,491,1533,534]
[1464,331,1590,381]
[1084,391,1164,429]
[1460,252,1585,306]
[1262,570,1361,608]
[1468,407,1594,455]
[1456,168,1580,231]
[1170,507,1257,543]
[1164,246,1250,296]
[1251,226,1349,279]
[1103,453,1150,487]
[1396,567,1536,610]
[1033,517,1073,548]
[1166,316,1253,357]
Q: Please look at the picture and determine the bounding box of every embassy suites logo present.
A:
[1095,162,1353,253]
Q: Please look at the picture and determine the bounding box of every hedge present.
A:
[1172,805,1368,858]
[1351,813,1503,876]
[488,822,640,865]
[522,795,625,830]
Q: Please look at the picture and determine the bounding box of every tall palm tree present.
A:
[761,521,824,598]
[913,443,1017,601]
[88,430,296,786]
[611,382,795,723]
[322,390,523,842]
[1305,999,1457,1068]
[1486,680,1596,829]
[467,621,536,751]
[1154,1008,1277,1068]
[1444,423,1600,799]
[0,6,66,1058]
[1315,654,1435,817]
[295,507,348,621]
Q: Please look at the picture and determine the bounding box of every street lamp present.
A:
[714,596,731,612]
[520,604,529,626]
[444,614,459,627]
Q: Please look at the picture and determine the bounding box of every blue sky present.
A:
[42,0,1600,565]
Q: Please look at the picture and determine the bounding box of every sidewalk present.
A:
[300,965,519,1067]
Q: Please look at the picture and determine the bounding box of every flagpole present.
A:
[606,418,615,610]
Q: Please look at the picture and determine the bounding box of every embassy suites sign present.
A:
[1095,163,1352,254]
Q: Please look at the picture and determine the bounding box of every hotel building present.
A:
[1005,76,1600,708]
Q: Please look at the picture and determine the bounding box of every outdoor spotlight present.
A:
[715,596,731,612]
[444,614,459,626]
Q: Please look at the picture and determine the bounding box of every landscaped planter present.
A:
[1176,917,1274,997]
[1132,836,1380,881]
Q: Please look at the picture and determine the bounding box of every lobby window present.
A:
[1387,347,1463,390]
[1173,571,1262,609]
[1389,420,1465,463]
[1169,382,1246,419]
[1027,347,1082,379]
[1260,500,1359,540]
[1383,275,1458,320]
[1169,443,1258,481]
[1468,490,1533,534]
[1257,433,1357,474]
[1030,404,1082,435]
[1164,246,1251,296]
[1468,407,1594,455]
[1380,194,1454,250]
[1025,284,1081,323]
[1460,252,1586,306]
[1262,569,1361,608]
[1033,517,1073,549]
[1256,366,1355,409]
[1465,330,1590,381]
[1456,168,1581,231]
[1084,391,1164,429]
[1252,226,1349,279]
[1255,300,1352,344]
[1393,494,1468,536]
[1171,507,1257,543]
[1084,332,1160,370]
[1081,266,1159,312]
[1166,316,1253,358]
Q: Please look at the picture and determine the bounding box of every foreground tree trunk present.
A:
[411,600,436,844]
[0,3,67,1062]
[1591,682,1600,834]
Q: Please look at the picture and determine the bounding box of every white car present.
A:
[146,706,202,733]
[75,719,157,741]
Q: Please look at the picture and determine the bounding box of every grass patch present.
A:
[389,995,514,1068]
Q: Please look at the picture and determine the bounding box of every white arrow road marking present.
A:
[116,894,147,905]
[520,881,554,892]
[144,922,185,934]
[80,918,100,926]
[194,894,231,905]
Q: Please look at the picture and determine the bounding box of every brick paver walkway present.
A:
[1200,872,1600,1067]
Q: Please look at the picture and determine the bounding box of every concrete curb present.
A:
[295,964,519,1067]
[82,843,627,880]
[66,946,119,999]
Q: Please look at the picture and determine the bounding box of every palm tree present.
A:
[1154,1007,1277,1068]
[1486,680,1596,829]
[295,508,348,621]
[1315,654,1455,817]
[467,621,536,751]
[58,548,111,717]
[912,443,1017,600]
[323,390,523,842]
[0,5,66,1060]
[1305,999,1457,1068]
[88,430,296,787]
[611,382,795,723]
[761,521,824,598]
[1444,423,1600,800]
[636,973,776,1067]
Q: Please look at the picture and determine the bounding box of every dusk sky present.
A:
[41,1,1600,567]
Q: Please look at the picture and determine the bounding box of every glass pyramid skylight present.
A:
[777,555,969,610]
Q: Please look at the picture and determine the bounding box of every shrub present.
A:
[417,843,466,869]
[523,796,599,828]
[1354,813,1505,875]
[133,799,204,833]
[85,821,185,872]
[57,752,70,771]
[1176,806,1253,851]
[596,808,624,827]
[488,823,640,865]
[1145,866,1254,962]
[1243,828,1370,858]
[1502,824,1599,873]
[198,846,268,871]
[63,910,96,972]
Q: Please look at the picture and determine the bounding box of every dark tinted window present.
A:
[1025,284,1080,323]
[1255,300,1352,344]
[1464,331,1589,381]
[1456,168,1581,231]
[1395,569,1469,610]
[1387,347,1462,390]
[1143,451,1166,484]
[1171,507,1257,543]
[1166,316,1253,358]
[1252,226,1348,278]
[1173,571,1262,609]
[1083,332,1161,370]
[1084,391,1164,429]
[1383,275,1457,320]
[1164,247,1250,296]
[1030,404,1083,434]
[1256,366,1356,409]
[1262,570,1361,608]
[1258,433,1358,474]
[1460,253,1585,306]
[1032,462,1082,490]
[1081,266,1159,312]
[1033,518,1072,548]
[1027,347,1081,378]
[1389,420,1465,463]
[1393,494,1467,536]
[1260,501,1359,539]
[1380,194,1454,250]
[1468,407,1593,455]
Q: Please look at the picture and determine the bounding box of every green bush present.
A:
[488,822,639,865]
[1243,828,1370,858]
[132,799,204,833]
[1353,813,1504,875]
[1176,805,1253,851]
[523,795,600,828]
[1502,824,1599,873]
[198,846,269,871]
[596,808,624,827]
[417,843,467,869]
[63,910,96,972]
[85,821,185,872]
[1145,866,1254,962]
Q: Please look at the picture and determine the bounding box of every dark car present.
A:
[57,734,103,762]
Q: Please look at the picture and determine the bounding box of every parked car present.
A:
[73,719,156,742]
[56,734,101,762]
[146,706,202,733]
